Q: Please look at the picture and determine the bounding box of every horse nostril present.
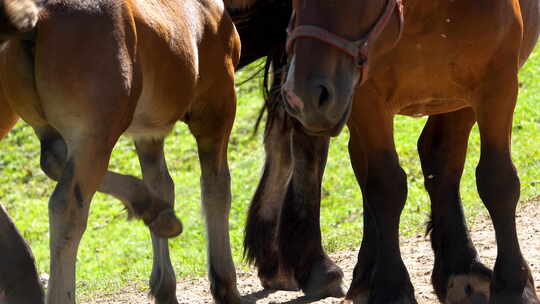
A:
[316,84,332,108]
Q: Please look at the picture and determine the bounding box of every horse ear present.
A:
[224,0,258,9]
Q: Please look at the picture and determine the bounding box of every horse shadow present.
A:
[241,289,328,304]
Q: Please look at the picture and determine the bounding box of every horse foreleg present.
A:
[278,126,344,299]
[475,71,539,303]
[345,99,416,304]
[418,108,492,303]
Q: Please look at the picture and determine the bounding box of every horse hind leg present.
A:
[188,83,241,304]
[134,137,178,304]
[418,108,492,304]
[0,91,18,140]
[46,132,122,303]
[34,125,181,239]
[0,205,44,304]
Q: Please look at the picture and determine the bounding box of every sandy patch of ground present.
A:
[88,198,540,303]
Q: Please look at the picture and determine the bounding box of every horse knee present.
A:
[364,162,407,216]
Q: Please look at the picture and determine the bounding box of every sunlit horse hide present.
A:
[244,0,540,303]
[0,0,240,303]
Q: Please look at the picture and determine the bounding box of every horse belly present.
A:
[124,71,194,140]
[398,98,469,117]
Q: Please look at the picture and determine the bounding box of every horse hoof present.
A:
[260,270,300,291]
[149,209,183,238]
[445,274,490,304]
[489,278,540,304]
[522,278,540,304]
[213,287,242,304]
[342,293,368,304]
[303,258,345,299]
[346,294,415,304]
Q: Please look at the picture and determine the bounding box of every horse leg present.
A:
[475,76,539,303]
[134,138,178,304]
[345,103,415,303]
[276,126,344,298]
[189,85,240,304]
[0,90,18,139]
[244,104,300,291]
[34,126,181,239]
[345,201,377,303]
[46,134,119,303]
[0,204,44,303]
[418,108,493,303]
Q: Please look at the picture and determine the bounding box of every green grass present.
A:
[1,48,540,299]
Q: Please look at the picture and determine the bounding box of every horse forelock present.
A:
[225,0,258,9]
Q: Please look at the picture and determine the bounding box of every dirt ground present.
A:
[88,198,540,304]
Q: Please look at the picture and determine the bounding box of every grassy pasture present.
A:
[1,49,539,299]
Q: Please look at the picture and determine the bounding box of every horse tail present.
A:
[250,45,288,137]
[0,0,42,38]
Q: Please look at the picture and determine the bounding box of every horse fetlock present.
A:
[148,209,182,238]
[209,272,241,304]
[303,258,345,299]
[342,293,369,304]
[149,265,178,304]
[368,270,417,304]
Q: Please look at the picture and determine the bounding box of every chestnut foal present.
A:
[245,0,540,303]
[0,0,240,303]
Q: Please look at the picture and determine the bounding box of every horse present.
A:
[0,1,45,303]
[243,0,540,303]
[0,0,241,302]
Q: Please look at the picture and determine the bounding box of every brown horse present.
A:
[0,0,241,303]
[244,0,540,303]
[0,1,44,303]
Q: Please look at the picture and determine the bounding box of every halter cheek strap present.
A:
[286,0,404,85]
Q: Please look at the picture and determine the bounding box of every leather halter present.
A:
[286,0,404,85]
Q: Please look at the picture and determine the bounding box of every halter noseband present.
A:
[286,0,404,85]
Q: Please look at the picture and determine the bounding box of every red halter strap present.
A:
[286,0,404,85]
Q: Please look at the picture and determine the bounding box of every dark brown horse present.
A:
[0,0,241,303]
[244,0,540,303]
